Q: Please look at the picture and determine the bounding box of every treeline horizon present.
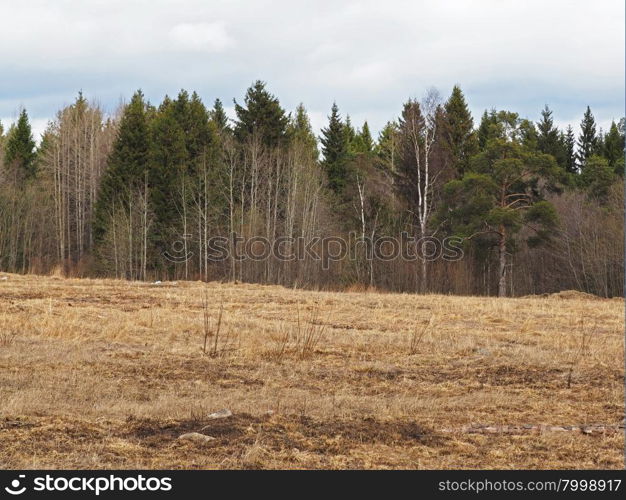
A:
[0,81,623,297]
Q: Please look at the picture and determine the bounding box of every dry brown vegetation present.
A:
[0,273,623,469]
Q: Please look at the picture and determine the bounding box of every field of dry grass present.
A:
[0,273,623,469]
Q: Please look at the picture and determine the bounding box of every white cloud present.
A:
[168,22,234,53]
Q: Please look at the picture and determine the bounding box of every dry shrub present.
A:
[566,318,596,389]
[409,315,434,355]
[0,328,18,347]
[265,303,327,361]
[267,324,291,363]
[201,290,231,357]
[295,305,327,359]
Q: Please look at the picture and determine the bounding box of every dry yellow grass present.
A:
[0,273,623,469]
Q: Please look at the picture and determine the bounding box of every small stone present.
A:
[207,408,232,420]
[473,347,491,356]
[381,365,401,376]
[178,432,215,443]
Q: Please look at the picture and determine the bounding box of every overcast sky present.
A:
[1,0,624,141]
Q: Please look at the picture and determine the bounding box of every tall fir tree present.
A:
[288,103,318,160]
[183,91,213,168]
[4,108,37,181]
[352,121,374,154]
[395,98,426,215]
[344,115,357,154]
[577,106,598,169]
[442,85,477,175]
[477,109,498,149]
[234,80,289,148]
[93,91,152,243]
[579,155,616,200]
[320,102,350,194]
[148,97,187,249]
[536,105,566,168]
[210,98,230,134]
[596,129,606,158]
[376,121,399,172]
[519,118,539,151]
[563,125,577,174]
[603,121,624,175]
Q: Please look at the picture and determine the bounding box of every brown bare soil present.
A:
[0,273,623,469]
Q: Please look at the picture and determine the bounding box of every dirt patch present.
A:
[474,365,566,387]
[92,357,266,389]
[122,413,440,454]
[124,413,266,443]
[296,416,438,447]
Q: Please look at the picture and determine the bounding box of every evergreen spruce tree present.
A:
[577,106,598,169]
[579,155,616,200]
[563,125,577,174]
[93,91,151,243]
[536,105,566,168]
[4,108,37,181]
[518,118,539,151]
[154,91,216,269]
[181,91,213,173]
[395,99,429,217]
[536,105,558,150]
[603,121,625,175]
[351,121,374,154]
[477,109,498,150]
[210,98,230,134]
[320,102,350,194]
[442,85,477,175]
[596,129,605,157]
[234,80,289,148]
[288,103,318,160]
[149,98,187,249]
[343,115,357,155]
[361,121,374,153]
[376,121,399,171]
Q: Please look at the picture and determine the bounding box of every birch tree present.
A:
[396,89,444,291]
